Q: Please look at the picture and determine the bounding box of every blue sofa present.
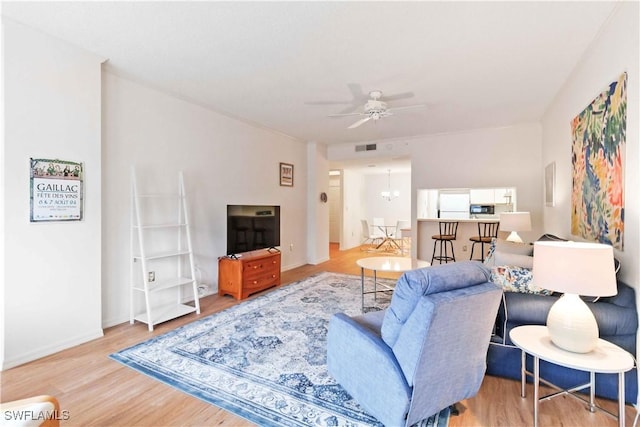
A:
[485,238,638,403]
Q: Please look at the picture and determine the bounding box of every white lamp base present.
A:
[546,293,599,353]
[505,231,523,243]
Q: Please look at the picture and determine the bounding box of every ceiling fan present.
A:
[328,90,425,129]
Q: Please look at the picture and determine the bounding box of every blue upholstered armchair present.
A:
[327,261,502,426]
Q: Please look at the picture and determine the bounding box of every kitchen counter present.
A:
[417,218,502,261]
[417,218,499,223]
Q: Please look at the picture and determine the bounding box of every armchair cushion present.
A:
[381,261,491,347]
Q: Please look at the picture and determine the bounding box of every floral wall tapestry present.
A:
[571,72,627,250]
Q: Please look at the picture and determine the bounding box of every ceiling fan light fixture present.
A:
[381,169,399,201]
[328,89,426,129]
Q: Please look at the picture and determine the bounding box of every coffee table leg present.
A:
[533,355,539,427]
[373,270,377,301]
[360,267,365,313]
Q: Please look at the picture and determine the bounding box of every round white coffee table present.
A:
[356,257,430,312]
[510,325,634,427]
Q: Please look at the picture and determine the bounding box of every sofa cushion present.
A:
[502,282,637,336]
[485,238,533,268]
[494,251,534,269]
[496,239,534,256]
[381,261,491,347]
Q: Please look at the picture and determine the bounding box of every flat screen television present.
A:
[227,205,281,255]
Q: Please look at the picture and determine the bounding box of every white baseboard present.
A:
[2,328,104,371]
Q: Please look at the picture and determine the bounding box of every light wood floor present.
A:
[1,243,635,426]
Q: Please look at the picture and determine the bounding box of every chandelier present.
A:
[381,169,399,201]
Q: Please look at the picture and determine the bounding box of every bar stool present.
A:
[469,222,499,261]
[431,221,458,264]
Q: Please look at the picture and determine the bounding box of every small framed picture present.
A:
[280,162,294,187]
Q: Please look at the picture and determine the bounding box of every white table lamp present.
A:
[533,241,617,353]
[499,212,531,243]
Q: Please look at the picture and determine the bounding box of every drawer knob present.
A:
[253,280,258,284]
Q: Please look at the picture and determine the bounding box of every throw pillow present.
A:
[490,265,553,295]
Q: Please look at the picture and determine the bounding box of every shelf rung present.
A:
[133,249,191,260]
[133,303,197,326]
[132,277,194,293]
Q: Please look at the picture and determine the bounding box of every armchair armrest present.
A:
[327,313,411,421]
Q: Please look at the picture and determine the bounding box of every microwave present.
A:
[469,204,495,215]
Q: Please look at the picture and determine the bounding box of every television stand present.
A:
[218,249,281,300]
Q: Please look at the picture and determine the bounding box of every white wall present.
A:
[364,172,411,226]
[327,126,542,253]
[541,2,639,286]
[102,73,309,327]
[306,142,330,264]
[2,20,104,369]
[340,169,366,250]
[409,124,543,256]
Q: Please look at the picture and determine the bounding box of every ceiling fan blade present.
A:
[328,112,365,118]
[348,117,371,129]
[387,104,426,112]
[383,91,415,102]
[305,100,352,106]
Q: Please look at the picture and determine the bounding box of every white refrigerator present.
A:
[438,192,470,219]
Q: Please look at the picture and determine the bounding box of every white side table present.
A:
[356,257,429,312]
[510,325,634,427]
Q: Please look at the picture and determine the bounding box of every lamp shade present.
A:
[499,212,531,243]
[533,241,617,297]
[499,212,531,232]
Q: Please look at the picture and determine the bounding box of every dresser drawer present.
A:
[218,250,281,300]
[245,257,280,276]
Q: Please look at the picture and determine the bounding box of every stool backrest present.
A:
[477,222,499,238]
[439,221,458,237]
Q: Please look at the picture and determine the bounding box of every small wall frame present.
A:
[545,162,555,207]
[280,162,294,187]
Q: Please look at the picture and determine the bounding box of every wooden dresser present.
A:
[218,249,281,300]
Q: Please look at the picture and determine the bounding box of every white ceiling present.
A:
[2,1,617,146]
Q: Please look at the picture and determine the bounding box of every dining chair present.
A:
[361,219,384,248]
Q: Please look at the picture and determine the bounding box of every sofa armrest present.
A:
[501,283,637,346]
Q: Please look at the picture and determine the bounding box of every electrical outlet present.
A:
[148,271,155,282]
[462,245,468,252]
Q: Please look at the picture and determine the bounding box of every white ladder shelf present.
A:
[130,169,200,331]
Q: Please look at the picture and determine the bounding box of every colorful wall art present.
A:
[571,72,627,250]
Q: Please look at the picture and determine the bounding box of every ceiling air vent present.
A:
[355,143,377,152]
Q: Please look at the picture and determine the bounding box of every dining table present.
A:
[373,224,401,251]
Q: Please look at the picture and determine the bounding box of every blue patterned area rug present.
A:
[110,272,450,427]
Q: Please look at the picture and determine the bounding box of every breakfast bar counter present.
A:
[416,218,501,262]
